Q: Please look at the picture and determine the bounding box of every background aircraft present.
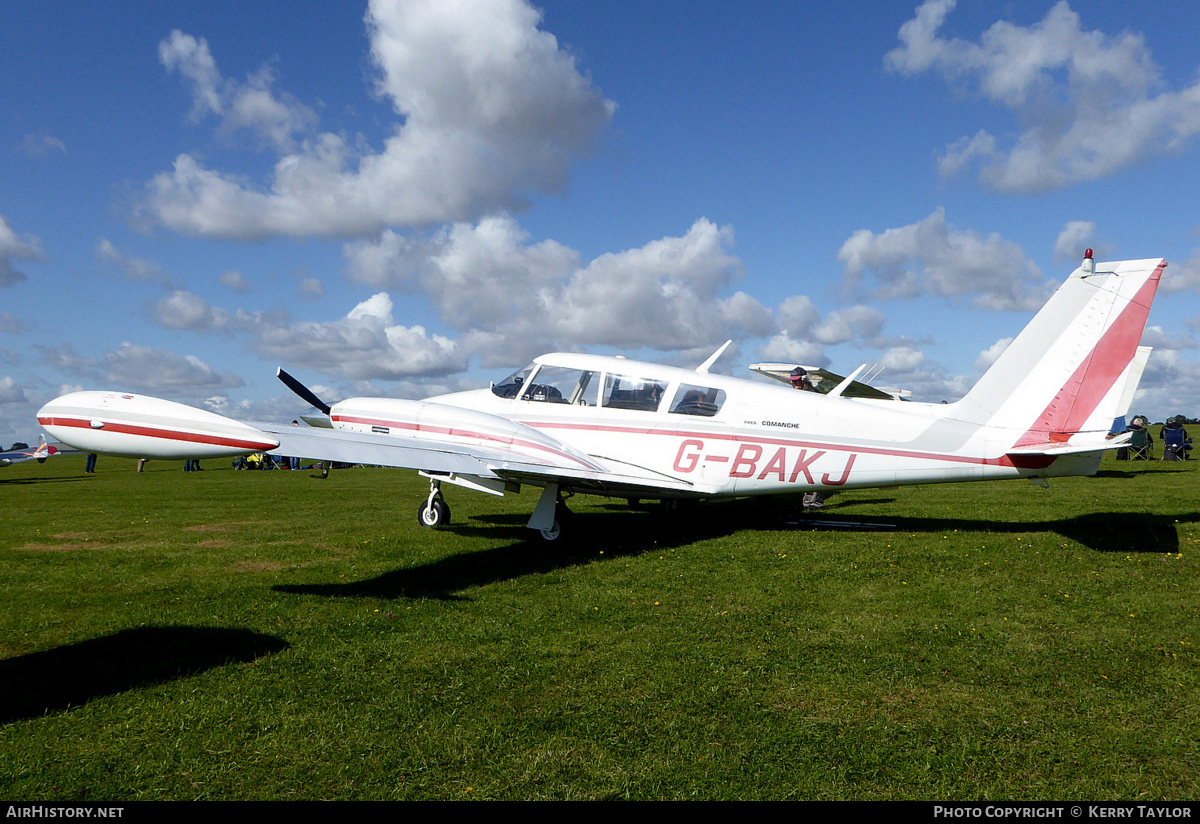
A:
[0,435,58,468]
[748,362,911,401]
[37,254,1164,541]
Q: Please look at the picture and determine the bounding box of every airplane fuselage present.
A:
[323,351,1093,501]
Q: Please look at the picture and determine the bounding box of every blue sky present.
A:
[2,0,1199,444]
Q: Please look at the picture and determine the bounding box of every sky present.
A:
[2,0,1200,445]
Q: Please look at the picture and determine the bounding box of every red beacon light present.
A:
[1082,248,1095,275]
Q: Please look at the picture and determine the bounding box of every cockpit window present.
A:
[669,384,726,417]
[521,366,597,405]
[602,373,668,412]
[491,364,534,398]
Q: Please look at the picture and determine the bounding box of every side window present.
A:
[602,373,668,412]
[669,384,726,417]
[523,366,596,405]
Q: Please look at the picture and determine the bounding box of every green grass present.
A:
[1,451,1197,800]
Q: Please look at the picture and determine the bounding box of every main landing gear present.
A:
[416,479,451,528]
[536,499,573,543]
[529,483,573,543]
[414,478,573,542]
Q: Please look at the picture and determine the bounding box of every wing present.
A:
[256,419,703,498]
[37,387,701,498]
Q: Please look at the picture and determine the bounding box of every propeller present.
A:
[276,368,332,416]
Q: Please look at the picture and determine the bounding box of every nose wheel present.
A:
[417,480,451,528]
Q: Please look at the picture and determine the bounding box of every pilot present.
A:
[789,367,817,392]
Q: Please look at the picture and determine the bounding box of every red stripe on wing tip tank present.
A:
[37,416,277,451]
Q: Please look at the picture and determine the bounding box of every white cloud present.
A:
[0,215,43,288]
[811,306,887,346]
[973,337,1012,371]
[0,376,28,404]
[298,277,325,297]
[1141,325,1196,351]
[142,0,615,240]
[249,292,465,380]
[758,334,828,368]
[1052,221,1097,261]
[836,208,1050,310]
[159,30,318,152]
[104,344,245,395]
[774,295,821,338]
[1159,248,1200,294]
[887,0,1200,192]
[219,270,251,292]
[20,133,67,158]
[151,291,232,331]
[96,239,177,289]
[346,214,579,327]
[539,220,770,351]
[879,346,925,372]
[1136,349,1200,419]
[346,215,772,365]
[40,342,244,397]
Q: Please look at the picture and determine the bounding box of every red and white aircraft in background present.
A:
[38,253,1164,541]
[0,434,58,468]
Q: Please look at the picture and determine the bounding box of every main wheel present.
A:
[539,520,562,542]
[417,498,451,528]
[537,501,572,542]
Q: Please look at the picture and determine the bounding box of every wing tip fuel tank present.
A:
[37,391,279,459]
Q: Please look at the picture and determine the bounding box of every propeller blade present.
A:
[276,368,332,415]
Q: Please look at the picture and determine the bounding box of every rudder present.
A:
[948,256,1164,449]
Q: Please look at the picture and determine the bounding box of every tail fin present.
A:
[1108,345,1153,432]
[950,256,1164,449]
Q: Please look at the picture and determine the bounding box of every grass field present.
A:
[1,447,1197,800]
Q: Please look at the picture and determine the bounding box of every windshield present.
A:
[491,364,534,398]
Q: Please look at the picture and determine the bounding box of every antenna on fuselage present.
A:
[696,340,732,374]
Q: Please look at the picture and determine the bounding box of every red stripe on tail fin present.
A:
[1013,260,1163,448]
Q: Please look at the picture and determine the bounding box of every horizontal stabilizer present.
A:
[1006,432,1129,457]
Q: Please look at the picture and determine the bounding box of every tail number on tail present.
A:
[674,440,857,486]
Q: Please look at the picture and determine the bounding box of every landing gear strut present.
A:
[529,483,572,542]
[417,479,451,528]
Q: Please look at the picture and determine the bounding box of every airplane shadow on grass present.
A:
[0,626,289,724]
[273,499,1200,601]
[275,501,762,601]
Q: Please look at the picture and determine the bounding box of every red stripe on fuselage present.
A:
[524,420,1031,468]
[37,416,278,452]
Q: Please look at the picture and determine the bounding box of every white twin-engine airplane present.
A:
[38,253,1164,542]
